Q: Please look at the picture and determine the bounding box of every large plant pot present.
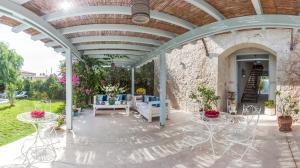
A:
[108,99,116,105]
[278,116,292,132]
[265,107,275,115]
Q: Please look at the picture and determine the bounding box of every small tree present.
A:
[190,85,220,111]
[6,83,16,106]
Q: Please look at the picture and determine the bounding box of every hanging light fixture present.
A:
[131,0,150,24]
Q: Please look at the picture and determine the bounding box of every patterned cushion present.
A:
[96,95,108,104]
[96,95,103,105]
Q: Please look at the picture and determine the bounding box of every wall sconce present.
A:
[242,69,246,78]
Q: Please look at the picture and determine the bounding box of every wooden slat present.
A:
[205,0,256,18]
[261,0,300,15]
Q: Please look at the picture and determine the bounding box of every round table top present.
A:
[17,112,59,124]
[192,111,232,126]
[203,112,231,126]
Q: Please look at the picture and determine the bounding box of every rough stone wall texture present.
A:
[154,29,300,111]
[277,32,300,113]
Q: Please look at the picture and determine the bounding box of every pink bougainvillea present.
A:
[59,74,80,86]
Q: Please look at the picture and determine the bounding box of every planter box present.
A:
[265,107,275,115]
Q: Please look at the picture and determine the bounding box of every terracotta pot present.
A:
[278,116,292,132]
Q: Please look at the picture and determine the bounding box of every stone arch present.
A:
[217,42,278,111]
[218,43,277,59]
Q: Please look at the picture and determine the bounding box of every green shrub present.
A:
[264,100,275,108]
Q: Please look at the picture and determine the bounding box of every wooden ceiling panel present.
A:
[23,0,132,16]
[0,16,21,27]
[205,0,256,18]
[261,0,300,15]
[64,31,169,42]
[24,28,40,35]
[150,0,216,26]
[50,14,188,35]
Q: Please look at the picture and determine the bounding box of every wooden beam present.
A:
[184,0,225,20]
[251,0,263,15]
[76,44,155,51]
[32,24,176,41]
[11,0,30,4]
[44,36,162,47]
[84,50,147,56]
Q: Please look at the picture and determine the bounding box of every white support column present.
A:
[131,67,135,96]
[159,52,167,127]
[65,48,73,130]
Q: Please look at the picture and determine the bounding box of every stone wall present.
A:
[154,29,300,111]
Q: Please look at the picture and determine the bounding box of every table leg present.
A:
[21,123,56,167]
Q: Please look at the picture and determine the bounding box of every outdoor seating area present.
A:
[2,0,300,167]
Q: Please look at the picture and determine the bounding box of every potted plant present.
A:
[73,108,79,116]
[264,100,275,115]
[55,115,65,130]
[101,84,126,105]
[136,88,146,95]
[190,85,220,112]
[276,91,299,132]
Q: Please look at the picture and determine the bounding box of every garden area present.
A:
[0,99,64,146]
[0,42,155,147]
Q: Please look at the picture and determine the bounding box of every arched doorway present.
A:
[217,43,277,112]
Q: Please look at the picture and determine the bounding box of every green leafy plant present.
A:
[55,115,65,130]
[190,85,220,111]
[258,80,264,94]
[264,100,275,108]
[101,84,127,101]
[276,91,299,118]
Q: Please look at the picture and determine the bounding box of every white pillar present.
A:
[65,49,73,130]
[131,67,135,96]
[159,52,167,127]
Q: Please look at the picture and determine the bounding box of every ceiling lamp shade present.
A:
[131,0,150,24]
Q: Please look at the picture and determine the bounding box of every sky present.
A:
[0,24,64,75]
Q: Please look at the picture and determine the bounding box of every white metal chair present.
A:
[223,104,261,160]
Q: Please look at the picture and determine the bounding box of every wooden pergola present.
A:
[0,0,300,129]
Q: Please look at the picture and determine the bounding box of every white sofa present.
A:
[133,96,169,122]
[93,94,133,116]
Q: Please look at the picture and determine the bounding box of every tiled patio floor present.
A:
[0,109,299,168]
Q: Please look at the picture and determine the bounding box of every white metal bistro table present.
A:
[17,112,58,167]
[191,111,232,157]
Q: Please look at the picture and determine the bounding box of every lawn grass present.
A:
[0,99,64,146]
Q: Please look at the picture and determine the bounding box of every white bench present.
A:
[134,96,170,122]
[93,95,132,116]
[93,103,130,116]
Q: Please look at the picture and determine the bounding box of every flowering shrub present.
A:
[59,74,80,87]
[101,84,126,100]
[136,88,146,95]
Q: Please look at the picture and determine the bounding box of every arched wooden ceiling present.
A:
[1,0,300,66]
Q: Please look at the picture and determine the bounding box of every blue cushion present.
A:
[96,95,102,105]
[152,97,160,107]
[117,95,122,101]
[148,96,155,102]
[122,94,127,101]
[102,95,107,101]
[143,95,148,103]
[96,95,108,104]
